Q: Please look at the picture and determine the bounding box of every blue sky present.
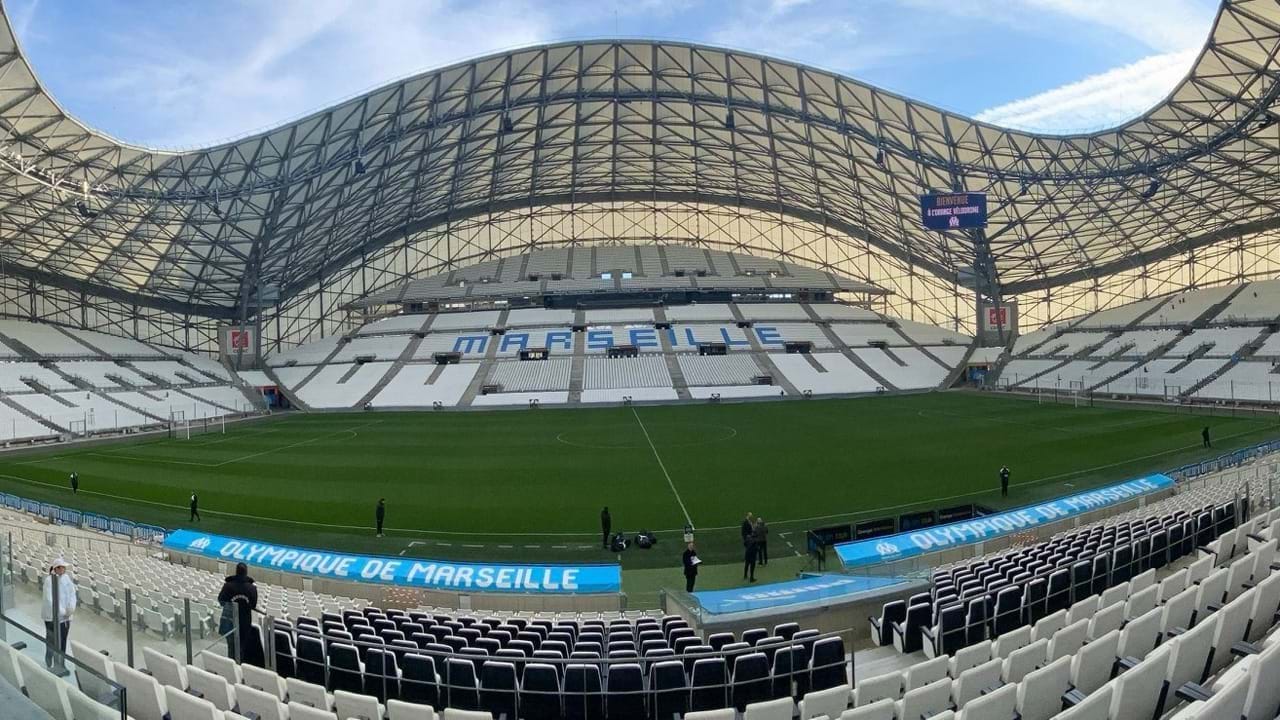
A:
[10,0,1220,148]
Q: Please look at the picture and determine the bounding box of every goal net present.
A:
[170,411,190,440]
[1068,380,1087,407]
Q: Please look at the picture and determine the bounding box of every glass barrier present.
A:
[1,602,126,719]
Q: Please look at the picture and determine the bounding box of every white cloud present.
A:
[85,0,554,148]
[974,49,1197,132]
[1020,0,1214,52]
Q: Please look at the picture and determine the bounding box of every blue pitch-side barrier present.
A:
[1168,438,1280,482]
[835,474,1176,568]
[692,574,908,615]
[0,492,166,543]
[164,529,622,594]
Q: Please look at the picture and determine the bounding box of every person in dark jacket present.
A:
[682,542,700,593]
[740,512,754,546]
[217,563,263,666]
[189,492,200,521]
[600,507,612,549]
[376,498,386,537]
[69,472,78,495]
[1202,426,1212,449]
[754,518,769,566]
[999,466,1010,498]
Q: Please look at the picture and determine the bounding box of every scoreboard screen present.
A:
[920,192,988,230]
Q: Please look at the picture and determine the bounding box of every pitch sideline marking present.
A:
[631,406,694,528]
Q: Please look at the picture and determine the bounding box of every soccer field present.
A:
[0,391,1275,573]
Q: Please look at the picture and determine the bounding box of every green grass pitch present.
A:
[0,391,1274,600]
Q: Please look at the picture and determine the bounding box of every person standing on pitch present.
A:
[740,511,754,547]
[682,542,700,592]
[743,532,758,583]
[42,557,76,669]
[601,506,612,549]
[999,465,1011,498]
[69,472,78,495]
[1202,426,1212,449]
[376,498,386,537]
[189,491,201,521]
[755,517,769,566]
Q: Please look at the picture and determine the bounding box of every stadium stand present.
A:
[292,363,394,409]
[1211,279,1280,324]
[0,320,100,358]
[1071,297,1169,329]
[1091,329,1181,358]
[1195,361,1280,403]
[370,364,479,408]
[1106,359,1229,397]
[894,319,971,347]
[584,308,656,324]
[331,336,412,363]
[356,315,431,336]
[1139,286,1237,326]
[737,303,812,322]
[268,336,342,367]
[810,304,879,321]
[505,308,576,328]
[1026,332,1109,357]
[851,348,949,390]
[677,355,763,387]
[1165,327,1262,358]
[584,356,672,390]
[0,362,76,392]
[55,361,154,389]
[664,304,735,323]
[489,359,573,392]
[828,324,903,348]
[769,353,881,394]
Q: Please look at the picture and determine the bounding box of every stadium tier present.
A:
[264,303,975,409]
[0,320,263,443]
[993,280,1280,405]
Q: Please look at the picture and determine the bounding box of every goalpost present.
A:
[169,411,190,440]
[1068,380,1087,408]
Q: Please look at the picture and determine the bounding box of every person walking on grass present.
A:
[376,498,386,537]
[69,472,78,495]
[1202,426,1212,449]
[601,506,612,550]
[999,465,1010,499]
[682,542,700,593]
[42,557,75,669]
[189,491,201,521]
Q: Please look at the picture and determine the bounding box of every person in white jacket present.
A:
[42,556,76,668]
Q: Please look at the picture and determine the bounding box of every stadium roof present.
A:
[0,1,1276,318]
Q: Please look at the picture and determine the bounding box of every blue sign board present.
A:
[920,192,988,230]
[693,574,908,615]
[836,473,1175,567]
[164,529,621,594]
